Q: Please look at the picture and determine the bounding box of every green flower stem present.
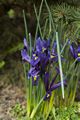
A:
[23,10,28,41]
[56,32,64,99]
[23,64,30,117]
[23,10,31,117]
[29,33,32,57]
[29,33,32,108]
[60,38,69,54]
[43,19,48,39]
[34,4,43,39]
[44,0,56,46]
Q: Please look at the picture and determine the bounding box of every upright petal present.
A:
[70,44,76,58]
[50,71,59,88]
[23,38,28,50]
[36,37,42,52]
[68,41,76,59]
[42,39,50,50]
[52,41,57,53]
[44,72,49,91]
[21,49,31,63]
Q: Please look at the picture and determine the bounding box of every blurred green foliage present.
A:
[0,0,80,66]
[0,0,35,60]
[1,0,80,86]
[43,3,80,41]
[0,61,5,69]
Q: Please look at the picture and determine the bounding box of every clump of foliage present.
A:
[43,3,80,41]
[18,0,80,119]
[55,105,80,120]
[11,102,27,120]
[12,102,80,120]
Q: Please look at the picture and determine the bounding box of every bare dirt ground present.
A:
[0,60,26,120]
[0,84,25,120]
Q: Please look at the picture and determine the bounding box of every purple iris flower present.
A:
[50,41,59,62]
[43,68,66,100]
[36,37,50,53]
[31,52,40,67]
[32,75,40,85]
[21,37,65,88]
[21,38,31,63]
[23,38,28,50]
[28,66,40,85]
[69,41,80,61]
[35,37,51,69]
[50,41,64,62]
[21,49,31,63]
[39,51,50,69]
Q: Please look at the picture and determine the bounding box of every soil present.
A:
[0,60,26,120]
[0,85,26,120]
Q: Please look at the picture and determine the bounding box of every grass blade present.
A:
[34,4,43,39]
[34,0,44,48]
[23,10,28,40]
[43,19,48,38]
[30,97,43,119]
[56,32,64,99]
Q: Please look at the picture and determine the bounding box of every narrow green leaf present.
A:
[23,10,28,40]
[30,97,43,119]
[64,58,78,79]
[44,0,56,47]
[34,0,44,47]
[43,19,48,38]
[44,0,55,30]
[29,33,32,57]
[60,38,69,54]
[34,5,43,38]
[56,32,64,99]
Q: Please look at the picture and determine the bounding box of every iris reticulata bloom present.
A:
[21,37,66,100]
[69,41,80,61]
[21,38,31,63]
[43,68,66,100]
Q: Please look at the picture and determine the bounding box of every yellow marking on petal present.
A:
[34,56,38,60]
[33,54,36,57]
[42,47,46,52]
[78,53,80,57]
[34,76,37,81]
[47,94,50,98]
[51,55,55,58]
